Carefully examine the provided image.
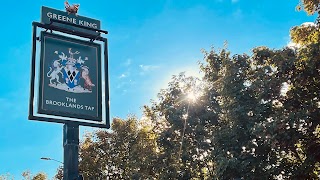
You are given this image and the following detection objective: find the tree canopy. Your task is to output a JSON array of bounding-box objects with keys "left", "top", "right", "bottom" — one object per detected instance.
[
  {"left": 0, "top": 171, "right": 47, "bottom": 180},
  {"left": 74, "top": 38, "right": 320, "bottom": 179},
  {"left": 61, "top": 0, "right": 320, "bottom": 179}
]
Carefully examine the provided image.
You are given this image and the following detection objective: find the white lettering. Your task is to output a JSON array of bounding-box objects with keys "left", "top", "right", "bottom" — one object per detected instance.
[
  {"left": 66, "top": 97, "right": 76, "bottom": 103},
  {"left": 85, "top": 105, "right": 95, "bottom": 111},
  {"left": 46, "top": 12, "right": 98, "bottom": 29},
  {"left": 47, "top": 12, "right": 53, "bottom": 19},
  {"left": 84, "top": 21, "right": 92, "bottom": 28},
  {"left": 67, "top": 17, "right": 72, "bottom": 23},
  {"left": 45, "top": 99, "right": 91, "bottom": 110},
  {"left": 46, "top": 100, "right": 52, "bottom": 104}
]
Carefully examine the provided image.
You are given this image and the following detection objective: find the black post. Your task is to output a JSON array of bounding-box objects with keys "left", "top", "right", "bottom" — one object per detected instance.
[
  {"left": 28, "top": 23, "right": 37, "bottom": 119},
  {"left": 63, "top": 123, "right": 80, "bottom": 180}
]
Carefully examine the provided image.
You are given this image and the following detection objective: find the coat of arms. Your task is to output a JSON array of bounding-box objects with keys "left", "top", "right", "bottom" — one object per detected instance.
[{"left": 47, "top": 48, "right": 95, "bottom": 93}]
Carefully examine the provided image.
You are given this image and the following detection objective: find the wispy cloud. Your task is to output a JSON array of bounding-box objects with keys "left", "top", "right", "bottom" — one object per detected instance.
[
  {"left": 231, "top": 0, "right": 239, "bottom": 3},
  {"left": 139, "top": 64, "right": 160, "bottom": 72},
  {"left": 118, "top": 59, "right": 133, "bottom": 79},
  {"left": 123, "top": 58, "right": 132, "bottom": 66},
  {"left": 115, "top": 79, "right": 136, "bottom": 95},
  {"left": 119, "top": 71, "right": 130, "bottom": 79},
  {"left": 119, "top": 74, "right": 127, "bottom": 78}
]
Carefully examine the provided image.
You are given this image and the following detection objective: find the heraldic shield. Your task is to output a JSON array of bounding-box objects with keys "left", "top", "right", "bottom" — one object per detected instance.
[{"left": 47, "top": 48, "right": 95, "bottom": 93}]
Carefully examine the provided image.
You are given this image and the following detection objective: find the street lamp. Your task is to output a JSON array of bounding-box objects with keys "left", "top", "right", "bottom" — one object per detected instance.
[{"left": 40, "top": 157, "right": 64, "bottom": 165}]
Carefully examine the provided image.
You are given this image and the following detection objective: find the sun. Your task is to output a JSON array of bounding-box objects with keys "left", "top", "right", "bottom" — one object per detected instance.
[{"left": 187, "top": 92, "right": 197, "bottom": 102}]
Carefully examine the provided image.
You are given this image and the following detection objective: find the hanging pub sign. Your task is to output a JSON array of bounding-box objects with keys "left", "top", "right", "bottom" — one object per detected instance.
[
  {"left": 38, "top": 31, "right": 102, "bottom": 121},
  {"left": 29, "top": 3, "right": 109, "bottom": 179},
  {"left": 29, "top": 3, "right": 109, "bottom": 128}
]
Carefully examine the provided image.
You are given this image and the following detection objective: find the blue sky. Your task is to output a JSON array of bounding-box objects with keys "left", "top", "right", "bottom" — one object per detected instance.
[{"left": 0, "top": 0, "right": 316, "bottom": 178}]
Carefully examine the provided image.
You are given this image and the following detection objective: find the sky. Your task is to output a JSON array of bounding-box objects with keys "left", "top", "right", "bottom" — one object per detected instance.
[{"left": 0, "top": 0, "right": 317, "bottom": 179}]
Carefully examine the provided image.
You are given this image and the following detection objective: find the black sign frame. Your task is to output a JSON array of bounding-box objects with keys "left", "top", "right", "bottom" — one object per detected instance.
[{"left": 29, "top": 21, "right": 110, "bottom": 129}]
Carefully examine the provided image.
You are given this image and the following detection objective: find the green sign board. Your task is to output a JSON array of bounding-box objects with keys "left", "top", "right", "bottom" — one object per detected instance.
[
  {"left": 38, "top": 32, "right": 102, "bottom": 121},
  {"left": 41, "top": 6, "right": 101, "bottom": 35}
]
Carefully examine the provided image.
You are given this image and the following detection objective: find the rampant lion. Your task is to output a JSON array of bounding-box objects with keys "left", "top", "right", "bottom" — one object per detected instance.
[{"left": 47, "top": 60, "right": 63, "bottom": 85}]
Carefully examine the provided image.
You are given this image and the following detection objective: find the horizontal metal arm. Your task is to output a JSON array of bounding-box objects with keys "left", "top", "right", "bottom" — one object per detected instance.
[
  {"left": 49, "top": 18, "right": 108, "bottom": 34},
  {"left": 32, "top": 21, "right": 107, "bottom": 42}
]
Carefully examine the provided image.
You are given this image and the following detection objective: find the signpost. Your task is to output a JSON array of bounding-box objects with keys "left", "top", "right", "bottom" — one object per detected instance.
[{"left": 29, "top": 3, "right": 109, "bottom": 180}]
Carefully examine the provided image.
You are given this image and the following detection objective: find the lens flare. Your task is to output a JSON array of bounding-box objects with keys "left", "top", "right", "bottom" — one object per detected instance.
[{"left": 187, "top": 92, "right": 197, "bottom": 102}]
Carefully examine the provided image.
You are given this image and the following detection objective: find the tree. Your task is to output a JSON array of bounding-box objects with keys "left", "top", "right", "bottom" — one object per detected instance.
[
  {"left": 290, "top": 22, "right": 319, "bottom": 46},
  {"left": 150, "top": 21, "right": 319, "bottom": 179},
  {"left": 143, "top": 72, "right": 218, "bottom": 179},
  {"left": 31, "top": 173, "right": 47, "bottom": 180},
  {"left": 199, "top": 47, "right": 277, "bottom": 179},
  {"left": 291, "top": 1, "right": 318, "bottom": 46},
  {"left": 63, "top": 1, "right": 320, "bottom": 179},
  {"left": 297, "top": 0, "right": 320, "bottom": 16},
  {"left": 278, "top": 42, "right": 320, "bottom": 179},
  {"left": 53, "top": 167, "right": 63, "bottom": 180},
  {"left": 0, "top": 173, "right": 14, "bottom": 180},
  {"left": 79, "top": 116, "right": 158, "bottom": 179},
  {"left": 198, "top": 25, "right": 320, "bottom": 180},
  {"left": 21, "top": 171, "right": 47, "bottom": 180},
  {"left": 22, "top": 171, "right": 31, "bottom": 180}
]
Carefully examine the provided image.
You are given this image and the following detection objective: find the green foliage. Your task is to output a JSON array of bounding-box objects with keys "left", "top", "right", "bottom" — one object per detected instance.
[
  {"left": 144, "top": 73, "right": 217, "bottom": 179},
  {"left": 143, "top": 41, "right": 319, "bottom": 179},
  {"left": 75, "top": 2, "right": 320, "bottom": 177},
  {"left": 0, "top": 171, "right": 47, "bottom": 180},
  {"left": 31, "top": 173, "right": 47, "bottom": 180},
  {"left": 200, "top": 47, "right": 271, "bottom": 179},
  {"left": 280, "top": 42, "right": 320, "bottom": 179},
  {"left": 297, "top": 0, "right": 320, "bottom": 15},
  {"left": 53, "top": 167, "right": 63, "bottom": 180},
  {"left": 292, "top": 0, "right": 319, "bottom": 46},
  {"left": 79, "top": 116, "right": 158, "bottom": 179},
  {"left": 0, "top": 173, "right": 14, "bottom": 180},
  {"left": 290, "top": 23, "right": 319, "bottom": 45}
]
